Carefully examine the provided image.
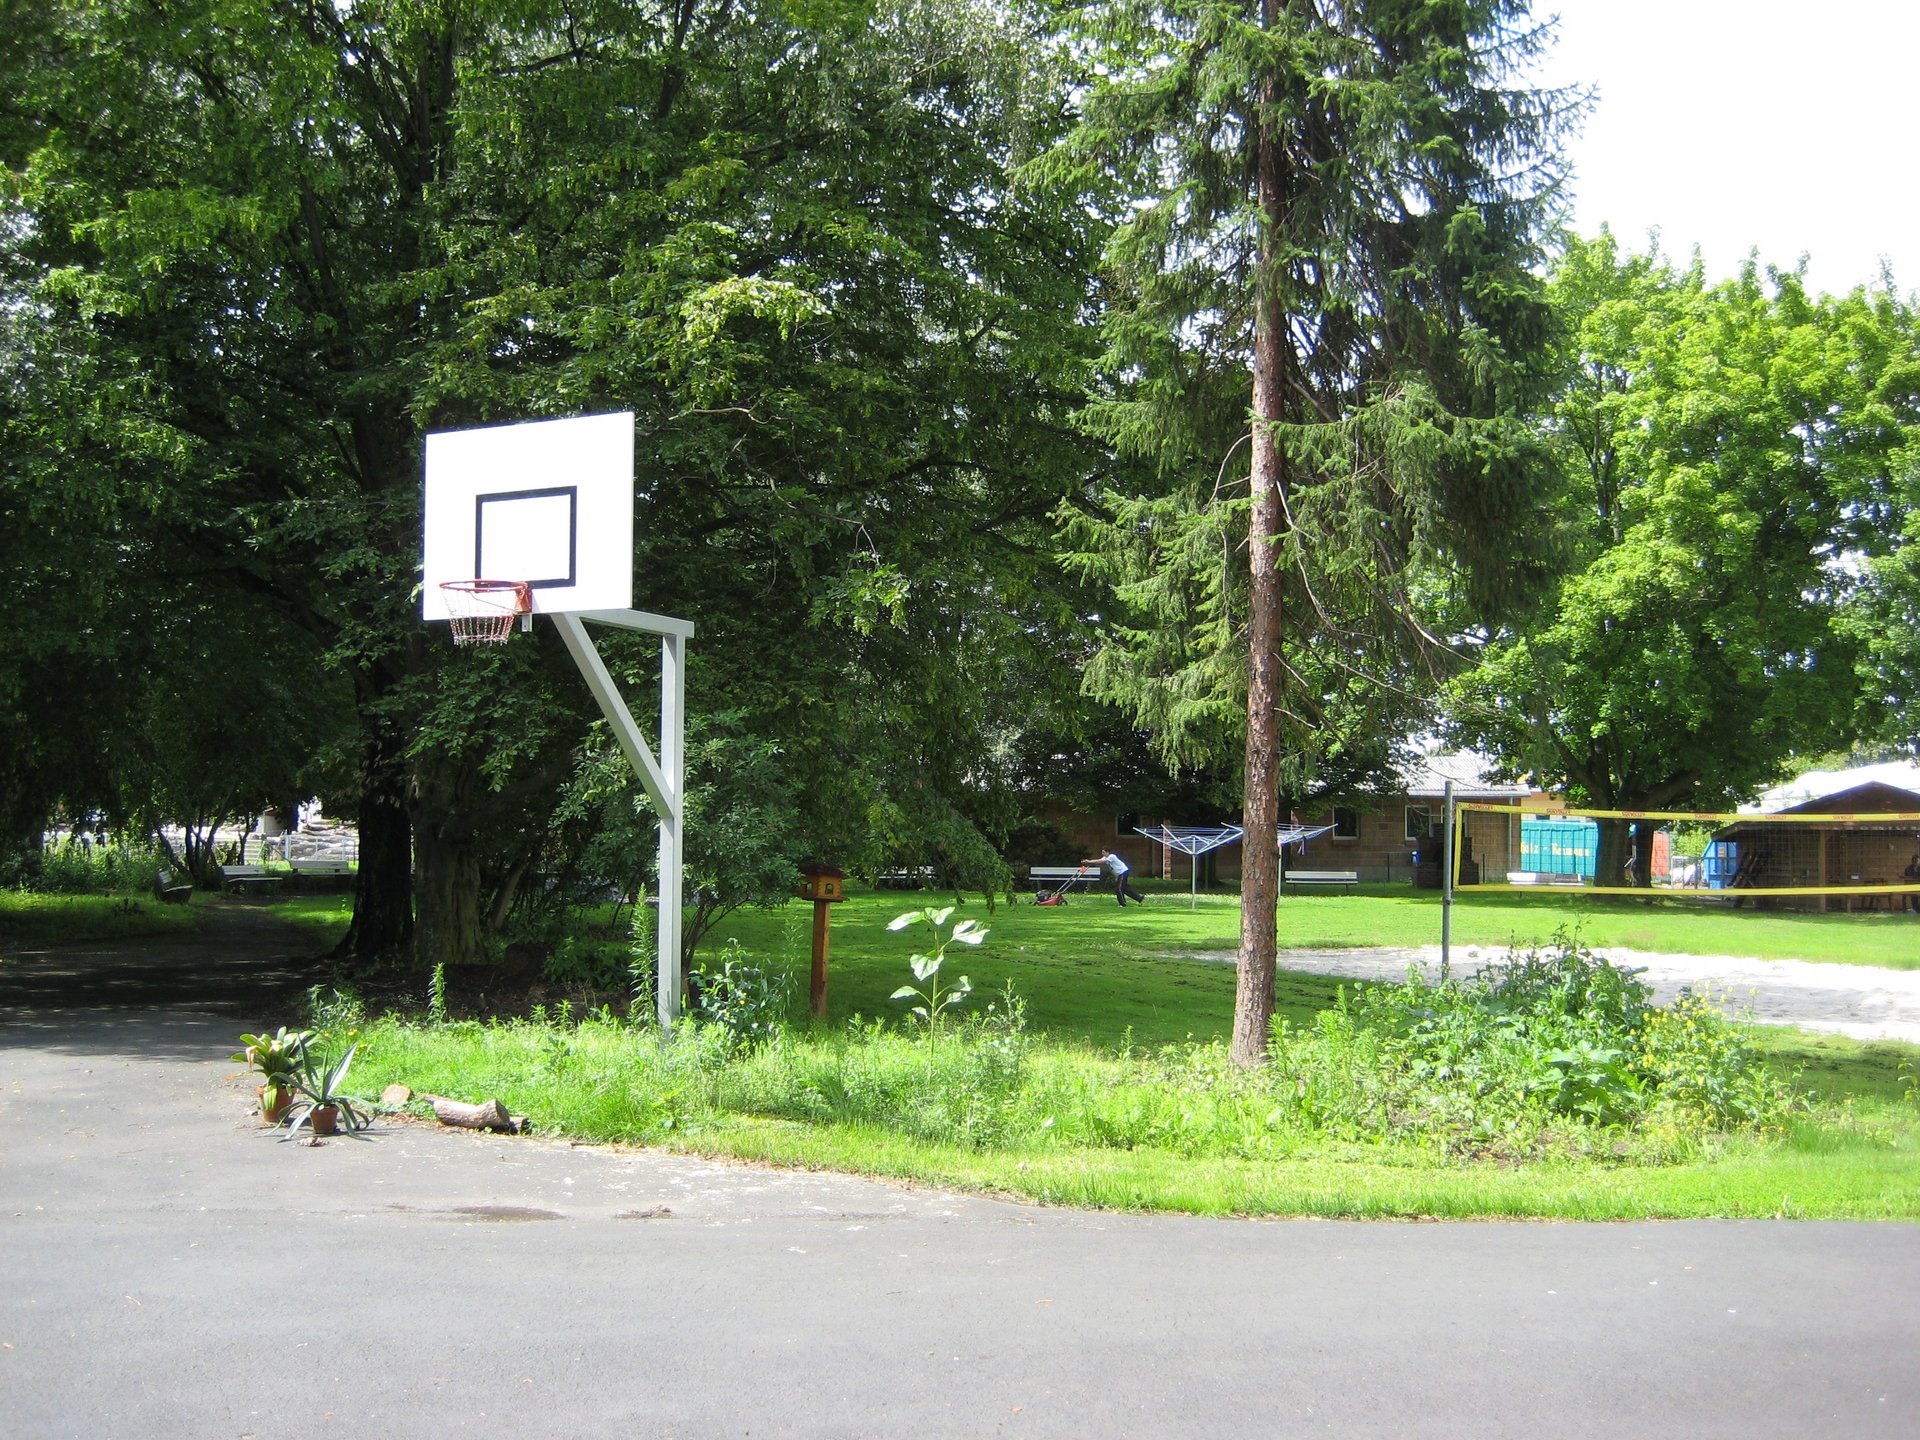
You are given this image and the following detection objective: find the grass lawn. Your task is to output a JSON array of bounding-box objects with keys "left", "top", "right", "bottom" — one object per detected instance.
[
  {"left": 319, "top": 885, "right": 1920, "bottom": 1221},
  {"left": 0, "top": 889, "right": 202, "bottom": 949},
  {"left": 701, "top": 887, "right": 1920, "bottom": 1050}
]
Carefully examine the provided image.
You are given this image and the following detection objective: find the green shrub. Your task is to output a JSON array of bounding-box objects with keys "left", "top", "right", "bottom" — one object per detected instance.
[
  {"left": 691, "top": 941, "right": 790, "bottom": 1052},
  {"left": 33, "top": 836, "right": 169, "bottom": 894}
]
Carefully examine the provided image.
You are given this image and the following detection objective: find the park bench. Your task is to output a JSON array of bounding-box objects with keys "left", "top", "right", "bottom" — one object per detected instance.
[
  {"left": 288, "top": 856, "right": 352, "bottom": 874},
  {"left": 287, "top": 856, "right": 354, "bottom": 890},
  {"left": 1280, "top": 869, "right": 1359, "bottom": 889},
  {"left": 153, "top": 869, "right": 193, "bottom": 904},
  {"left": 1030, "top": 865, "right": 1102, "bottom": 894},
  {"left": 219, "top": 864, "right": 284, "bottom": 895},
  {"left": 1505, "top": 870, "right": 1585, "bottom": 887},
  {"left": 876, "top": 866, "right": 935, "bottom": 890}
]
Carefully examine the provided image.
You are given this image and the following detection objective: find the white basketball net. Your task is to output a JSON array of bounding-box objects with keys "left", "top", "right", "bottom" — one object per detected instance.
[{"left": 439, "top": 581, "right": 531, "bottom": 646}]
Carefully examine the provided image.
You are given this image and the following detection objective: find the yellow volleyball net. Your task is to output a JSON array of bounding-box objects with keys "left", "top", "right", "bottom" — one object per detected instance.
[{"left": 1449, "top": 800, "right": 1920, "bottom": 907}]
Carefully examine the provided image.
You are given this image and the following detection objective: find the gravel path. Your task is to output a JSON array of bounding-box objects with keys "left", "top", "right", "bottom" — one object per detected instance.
[{"left": 1243, "top": 944, "right": 1920, "bottom": 1045}]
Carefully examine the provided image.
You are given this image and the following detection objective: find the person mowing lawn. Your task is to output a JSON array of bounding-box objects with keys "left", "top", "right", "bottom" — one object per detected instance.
[{"left": 1085, "top": 848, "right": 1146, "bottom": 906}]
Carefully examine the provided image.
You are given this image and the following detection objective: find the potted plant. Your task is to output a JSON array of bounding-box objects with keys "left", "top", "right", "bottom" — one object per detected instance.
[
  {"left": 231, "top": 1027, "right": 313, "bottom": 1124},
  {"left": 281, "top": 1043, "right": 370, "bottom": 1139}
]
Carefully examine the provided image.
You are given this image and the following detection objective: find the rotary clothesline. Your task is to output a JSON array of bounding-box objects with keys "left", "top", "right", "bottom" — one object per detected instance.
[{"left": 1133, "top": 823, "right": 1338, "bottom": 905}]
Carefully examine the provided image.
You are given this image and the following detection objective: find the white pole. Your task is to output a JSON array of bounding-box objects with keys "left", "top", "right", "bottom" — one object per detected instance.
[
  {"left": 553, "top": 610, "right": 691, "bottom": 1026},
  {"left": 1440, "top": 780, "right": 1454, "bottom": 981},
  {"left": 656, "top": 629, "right": 685, "bottom": 1027}
]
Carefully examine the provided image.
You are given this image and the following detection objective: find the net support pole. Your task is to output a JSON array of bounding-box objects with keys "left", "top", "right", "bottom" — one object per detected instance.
[
  {"left": 555, "top": 609, "right": 693, "bottom": 1028},
  {"left": 1440, "top": 780, "right": 1454, "bottom": 980}
]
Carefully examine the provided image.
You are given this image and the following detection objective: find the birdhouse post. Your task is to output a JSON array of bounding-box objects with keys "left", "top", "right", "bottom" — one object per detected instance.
[{"left": 795, "top": 861, "right": 847, "bottom": 1020}]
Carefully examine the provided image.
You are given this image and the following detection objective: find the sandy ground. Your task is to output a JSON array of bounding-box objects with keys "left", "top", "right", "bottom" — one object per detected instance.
[{"left": 1245, "top": 944, "right": 1920, "bottom": 1045}]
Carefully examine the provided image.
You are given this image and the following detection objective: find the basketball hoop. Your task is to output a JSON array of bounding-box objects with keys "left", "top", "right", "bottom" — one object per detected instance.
[{"left": 439, "top": 580, "right": 532, "bottom": 645}]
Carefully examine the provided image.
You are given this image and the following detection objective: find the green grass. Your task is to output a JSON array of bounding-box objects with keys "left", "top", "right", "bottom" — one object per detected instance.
[
  {"left": 690, "top": 888, "right": 1917, "bottom": 1051},
  {"left": 271, "top": 893, "right": 357, "bottom": 945},
  {"left": 301, "top": 888, "right": 1920, "bottom": 1221},
  {"left": 343, "top": 1008, "right": 1920, "bottom": 1221},
  {"left": 0, "top": 889, "right": 202, "bottom": 949}
]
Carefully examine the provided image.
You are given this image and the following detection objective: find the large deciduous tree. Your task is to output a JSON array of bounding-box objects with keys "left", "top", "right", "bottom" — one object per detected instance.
[
  {"left": 1447, "top": 234, "right": 1915, "bottom": 877},
  {"left": 1048, "top": 0, "right": 1570, "bottom": 1064},
  {"left": 4, "top": 0, "right": 1106, "bottom": 963}
]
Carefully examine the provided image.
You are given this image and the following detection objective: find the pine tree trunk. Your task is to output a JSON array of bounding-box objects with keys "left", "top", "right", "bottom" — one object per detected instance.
[{"left": 1231, "top": 5, "right": 1291, "bottom": 1070}]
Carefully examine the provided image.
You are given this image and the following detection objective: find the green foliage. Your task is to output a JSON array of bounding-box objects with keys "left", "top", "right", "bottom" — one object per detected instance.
[
  {"left": 542, "top": 935, "right": 631, "bottom": 994},
  {"left": 1045, "top": 0, "right": 1572, "bottom": 786},
  {"left": 1266, "top": 933, "right": 1802, "bottom": 1152},
  {"left": 4, "top": 0, "right": 1109, "bottom": 969},
  {"left": 282, "top": 1043, "right": 372, "bottom": 1138},
  {"left": 24, "top": 836, "right": 168, "bottom": 895},
  {"left": 231, "top": 1028, "right": 314, "bottom": 1087},
  {"left": 1448, "top": 235, "right": 1918, "bottom": 869},
  {"left": 691, "top": 941, "right": 791, "bottom": 1052},
  {"left": 886, "top": 905, "right": 985, "bottom": 1040},
  {"left": 628, "top": 901, "right": 658, "bottom": 1023},
  {"left": 427, "top": 964, "right": 449, "bottom": 1026}
]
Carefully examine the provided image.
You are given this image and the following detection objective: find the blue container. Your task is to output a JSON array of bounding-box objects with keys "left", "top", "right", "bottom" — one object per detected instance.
[
  {"left": 1702, "top": 839, "right": 1739, "bottom": 889},
  {"left": 1519, "top": 817, "right": 1597, "bottom": 878}
]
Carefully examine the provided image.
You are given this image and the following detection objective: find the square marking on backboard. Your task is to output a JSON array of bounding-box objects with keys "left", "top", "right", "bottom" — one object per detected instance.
[{"left": 476, "top": 487, "right": 577, "bottom": 589}]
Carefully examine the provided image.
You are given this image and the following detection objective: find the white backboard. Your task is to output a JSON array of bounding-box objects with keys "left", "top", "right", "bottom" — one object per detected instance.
[{"left": 421, "top": 412, "right": 634, "bottom": 619}]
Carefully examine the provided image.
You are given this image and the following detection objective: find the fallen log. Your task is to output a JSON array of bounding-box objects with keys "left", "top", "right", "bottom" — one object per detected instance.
[{"left": 427, "top": 1095, "right": 527, "bottom": 1133}]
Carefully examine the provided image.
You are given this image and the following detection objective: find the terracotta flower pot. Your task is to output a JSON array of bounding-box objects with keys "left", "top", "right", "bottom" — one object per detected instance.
[
  {"left": 310, "top": 1104, "right": 340, "bottom": 1136},
  {"left": 257, "top": 1083, "right": 294, "bottom": 1125}
]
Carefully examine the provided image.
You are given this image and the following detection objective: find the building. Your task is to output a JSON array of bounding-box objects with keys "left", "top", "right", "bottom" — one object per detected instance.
[
  {"left": 1035, "top": 750, "right": 1539, "bottom": 886},
  {"left": 1717, "top": 762, "right": 1920, "bottom": 910}
]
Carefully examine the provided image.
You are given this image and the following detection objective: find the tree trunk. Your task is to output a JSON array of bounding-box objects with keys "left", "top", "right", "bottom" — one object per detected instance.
[
  {"left": 411, "top": 752, "right": 489, "bottom": 970},
  {"left": 337, "top": 722, "right": 414, "bottom": 963},
  {"left": 1231, "top": 9, "right": 1291, "bottom": 1070},
  {"left": 1593, "top": 816, "right": 1630, "bottom": 888},
  {"left": 1629, "top": 820, "right": 1658, "bottom": 889}
]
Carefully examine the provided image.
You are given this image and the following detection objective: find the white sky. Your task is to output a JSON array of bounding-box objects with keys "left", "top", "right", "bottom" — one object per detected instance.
[{"left": 1535, "top": 0, "right": 1919, "bottom": 297}]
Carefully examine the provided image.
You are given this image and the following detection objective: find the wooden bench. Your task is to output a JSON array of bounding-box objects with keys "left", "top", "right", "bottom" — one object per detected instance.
[
  {"left": 1281, "top": 869, "right": 1358, "bottom": 889},
  {"left": 153, "top": 870, "right": 193, "bottom": 904},
  {"left": 219, "top": 864, "right": 284, "bottom": 895},
  {"left": 1030, "top": 865, "right": 1102, "bottom": 894}
]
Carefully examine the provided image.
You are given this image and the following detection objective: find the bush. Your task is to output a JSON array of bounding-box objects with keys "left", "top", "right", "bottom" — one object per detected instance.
[
  {"left": 32, "top": 836, "right": 169, "bottom": 894},
  {"left": 691, "top": 941, "right": 790, "bottom": 1052},
  {"left": 1264, "top": 931, "right": 1800, "bottom": 1156}
]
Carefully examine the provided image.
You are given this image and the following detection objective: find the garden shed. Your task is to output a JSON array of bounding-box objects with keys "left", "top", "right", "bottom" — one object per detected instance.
[{"left": 1714, "top": 763, "right": 1920, "bottom": 911}]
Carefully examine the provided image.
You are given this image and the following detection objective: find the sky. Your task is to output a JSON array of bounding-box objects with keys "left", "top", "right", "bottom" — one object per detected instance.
[{"left": 1534, "top": 0, "right": 1918, "bottom": 297}]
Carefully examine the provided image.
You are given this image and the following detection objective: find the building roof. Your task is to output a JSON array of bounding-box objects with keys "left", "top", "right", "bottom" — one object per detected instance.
[
  {"left": 1400, "top": 749, "right": 1536, "bottom": 802},
  {"left": 1739, "top": 762, "right": 1920, "bottom": 815}
]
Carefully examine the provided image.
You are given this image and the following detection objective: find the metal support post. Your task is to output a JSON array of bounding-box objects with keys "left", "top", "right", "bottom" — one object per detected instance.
[
  {"left": 1440, "top": 779, "right": 1454, "bottom": 980},
  {"left": 554, "top": 609, "right": 693, "bottom": 1027}
]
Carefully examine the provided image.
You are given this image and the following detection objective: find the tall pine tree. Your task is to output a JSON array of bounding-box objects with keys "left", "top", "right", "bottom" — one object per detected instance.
[{"left": 1049, "top": 0, "right": 1573, "bottom": 1063}]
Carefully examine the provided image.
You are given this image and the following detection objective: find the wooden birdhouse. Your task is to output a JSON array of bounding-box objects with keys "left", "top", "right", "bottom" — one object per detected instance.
[{"left": 797, "top": 860, "right": 846, "bottom": 903}]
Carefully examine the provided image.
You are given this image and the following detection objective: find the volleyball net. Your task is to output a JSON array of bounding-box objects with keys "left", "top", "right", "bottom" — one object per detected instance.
[{"left": 1449, "top": 800, "right": 1920, "bottom": 905}]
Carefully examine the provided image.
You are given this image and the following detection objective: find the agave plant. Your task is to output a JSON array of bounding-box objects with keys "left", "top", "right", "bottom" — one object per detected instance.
[{"left": 281, "top": 1043, "right": 371, "bottom": 1139}]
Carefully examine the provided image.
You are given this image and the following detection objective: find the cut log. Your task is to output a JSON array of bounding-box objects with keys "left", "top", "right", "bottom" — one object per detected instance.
[{"left": 427, "top": 1095, "right": 524, "bottom": 1133}]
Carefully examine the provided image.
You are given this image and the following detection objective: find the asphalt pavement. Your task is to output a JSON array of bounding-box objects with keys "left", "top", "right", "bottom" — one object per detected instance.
[{"left": 3, "top": 908, "right": 1917, "bottom": 1438}]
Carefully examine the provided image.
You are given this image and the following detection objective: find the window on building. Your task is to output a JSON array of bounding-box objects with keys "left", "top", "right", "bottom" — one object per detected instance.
[
  {"left": 1332, "top": 806, "right": 1359, "bottom": 840},
  {"left": 1405, "top": 805, "right": 1431, "bottom": 842}
]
